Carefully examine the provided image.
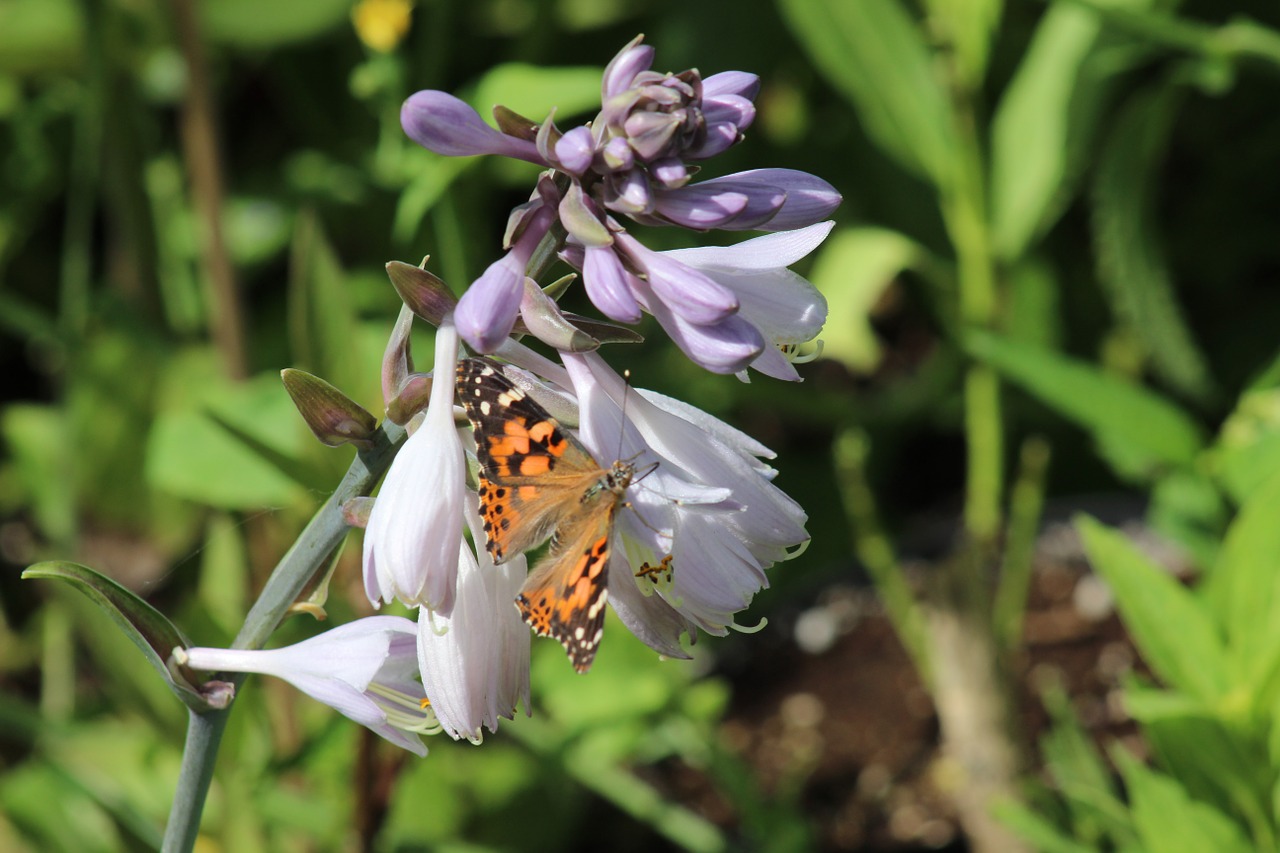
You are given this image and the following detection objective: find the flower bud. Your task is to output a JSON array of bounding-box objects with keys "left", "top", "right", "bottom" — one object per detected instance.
[
  {"left": 281, "top": 369, "right": 378, "bottom": 447},
  {"left": 386, "top": 372, "right": 433, "bottom": 425},
  {"left": 385, "top": 260, "right": 457, "bottom": 326}
]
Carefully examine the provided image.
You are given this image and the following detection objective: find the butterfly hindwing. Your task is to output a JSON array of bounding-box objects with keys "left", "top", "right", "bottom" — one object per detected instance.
[{"left": 517, "top": 508, "right": 614, "bottom": 673}]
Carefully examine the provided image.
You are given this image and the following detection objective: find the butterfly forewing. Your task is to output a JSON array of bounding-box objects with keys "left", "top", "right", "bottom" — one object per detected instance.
[
  {"left": 455, "top": 357, "right": 628, "bottom": 673},
  {"left": 456, "top": 358, "right": 601, "bottom": 563}
]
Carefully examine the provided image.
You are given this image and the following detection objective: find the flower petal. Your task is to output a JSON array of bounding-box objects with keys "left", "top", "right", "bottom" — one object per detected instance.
[
  {"left": 583, "top": 246, "right": 643, "bottom": 323},
  {"left": 401, "top": 91, "right": 543, "bottom": 163},
  {"left": 695, "top": 169, "right": 841, "bottom": 231},
  {"left": 702, "top": 70, "right": 760, "bottom": 101},
  {"left": 363, "top": 321, "right": 465, "bottom": 612}
]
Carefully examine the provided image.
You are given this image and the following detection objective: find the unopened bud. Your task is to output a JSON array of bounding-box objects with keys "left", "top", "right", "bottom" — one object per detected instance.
[
  {"left": 281, "top": 369, "right": 378, "bottom": 447},
  {"left": 519, "top": 277, "right": 599, "bottom": 352},
  {"left": 386, "top": 372, "right": 433, "bottom": 425},
  {"left": 386, "top": 260, "right": 457, "bottom": 326}
]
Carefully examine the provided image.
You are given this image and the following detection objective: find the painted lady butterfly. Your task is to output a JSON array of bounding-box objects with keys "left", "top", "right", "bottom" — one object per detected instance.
[{"left": 455, "top": 357, "right": 641, "bottom": 673}]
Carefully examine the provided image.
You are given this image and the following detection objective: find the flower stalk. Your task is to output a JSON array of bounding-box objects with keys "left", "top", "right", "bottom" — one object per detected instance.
[{"left": 162, "top": 419, "right": 406, "bottom": 852}]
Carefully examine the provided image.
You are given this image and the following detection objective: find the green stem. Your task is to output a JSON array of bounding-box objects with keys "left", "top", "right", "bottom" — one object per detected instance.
[
  {"left": 832, "top": 429, "right": 932, "bottom": 685},
  {"left": 993, "top": 437, "right": 1051, "bottom": 651},
  {"left": 161, "top": 420, "right": 406, "bottom": 852},
  {"left": 942, "top": 85, "right": 1002, "bottom": 546}
]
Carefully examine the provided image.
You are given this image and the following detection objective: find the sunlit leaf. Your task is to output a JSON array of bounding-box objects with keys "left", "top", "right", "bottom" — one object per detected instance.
[
  {"left": 808, "top": 227, "right": 922, "bottom": 373},
  {"left": 1077, "top": 516, "right": 1228, "bottom": 703},
  {"left": 1093, "top": 85, "right": 1214, "bottom": 403},
  {"left": 778, "top": 0, "right": 956, "bottom": 187},
  {"left": 201, "top": 0, "right": 351, "bottom": 49},
  {"left": 1114, "top": 749, "right": 1252, "bottom": 852},
  {"left": 471, "top": 63, "right": 604, "bottom": 125},
  {"left": 990, "top": 3, "right": 1106, "bottom": 260},
  {"left": 967, "top": 331, "right": 1205, "bottom": 472},
  {"left": 1204, "top": 471, "right": 1280, "bottom": 703}
]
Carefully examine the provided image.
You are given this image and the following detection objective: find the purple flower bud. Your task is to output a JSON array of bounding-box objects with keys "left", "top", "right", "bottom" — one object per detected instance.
[
  {"left": 618, "top": 233, "right": 739, "bottom": 324},
  {"left": 605, "top": 169, "right": 653, "bottom": 215},
  {"left": 697, "top": 169, "right": 842, "bottom": 231},
  {"left": 402, "top": 91, "right": 543, "bottom": 164},
  {"left": 702, "top": 70, "right": 760, "bottom": 101},
  {"left": 702, "top": 94, "right": 756, "bottom": 131},
  {"left": 455, "top": 206, "right": 556, "bottom": 352},
  {"left": 598, "top": 136, "right": 634, "bottom": 172},
  {"left": 650, "top": 157, "right": 693, "bottom": 189},
  {"left": 583, "top": 245, "right": 643, "bottom": 323},
  {"left": 651, "top": 185, "right": 757, "bottom": 230},
  {"left": 602, "top": 36, "right": 654, "bottom": 101},
  {"left": 684, "top": 123, "right": 742, "bottom": 160},
  {"left": 623, "top": 110, "right": 681, "bottom": 161},
  {"left": 554, "top": 126, "right": 595, "bottom": 175}
]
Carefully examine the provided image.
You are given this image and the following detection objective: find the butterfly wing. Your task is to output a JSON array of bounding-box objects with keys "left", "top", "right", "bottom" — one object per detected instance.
[
  {"left": 455, "top": 358, "right": 602, "bottom": 563},
  {"left": 517, "top": 504, "right": 617, "bottom": 673}
]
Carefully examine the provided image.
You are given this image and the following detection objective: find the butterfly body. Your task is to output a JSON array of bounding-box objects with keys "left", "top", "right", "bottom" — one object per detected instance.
[{"left": 456, "top": 358, "right": 635, "bottom": 672}]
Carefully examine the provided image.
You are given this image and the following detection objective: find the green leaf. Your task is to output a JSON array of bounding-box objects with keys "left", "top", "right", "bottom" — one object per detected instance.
[
  {"left": 807, "top": 227, "right": 922, "bottom": 373},
  {"left": 920, "top": 0, "right": 1001, "bottom": 89},
  {"left": 993, "top": 800, "right": 1096, "bottom": 853},
  {"left": 778, "top": 0, "right": 956, "bottom": 187},
  {"left": 990, "top": 3, "right": 1106, "bottom": 259},
  {"left": 1076, "top": 516, "right": 1228, "bottom": 702},
  {"left": 288, "top": 212, "right": 361, "bottom": 395},
  {"left": 21, "top": 562, "right": 207, "bottom": 710},
  {"left": 0, "top": 404, "right": 74, "bottom": 544},
  {"left": 471, "top": 63, "right": 604, "bottom": 125},
  {"left": 1114, "top": 750, "right": 1252, "bottom": 853},
  {"left": 199, "top": 514, "right": 249, "bottom": 636},
  {"left": 967, "top": 331, "right": 1205, "bottom": 472},
  {"left": 1205, "top": 471, "right": 1280, "bottom": 701},
  {"left": 1212, "top": 385, "right": 1280, "bottom": 504},
  {"left": 1092, "top": 85, "right": 1215, "bottom": 404},
  {"left": 201, "top": 0, "right": 351, "bottom": 49}
]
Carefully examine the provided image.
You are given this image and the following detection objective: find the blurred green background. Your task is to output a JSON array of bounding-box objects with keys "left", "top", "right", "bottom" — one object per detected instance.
[{"left": 4, "top": 0, "right": 1280, "bottom": 850}]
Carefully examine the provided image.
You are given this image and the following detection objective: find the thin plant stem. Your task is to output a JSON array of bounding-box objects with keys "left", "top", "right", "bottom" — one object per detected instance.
[
  {"left": 832, "top": 429, "right": 931, "bottom": 686},
  {"left": 172, "top": 0, "right": 249, "bottom": 380},
  {"left": 994, "top": 437, "right": 1052, "bottom": 652},
  {"left": 161, "top": 420, "right": 405, "bottom": 852}
]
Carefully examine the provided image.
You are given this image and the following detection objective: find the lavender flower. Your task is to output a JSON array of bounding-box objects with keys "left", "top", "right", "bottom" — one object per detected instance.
[
  {"left": 177, "top": 617, "right": 439, "bottom": 755},
  {"left": 363, "top": 316, "right": 464, "bottom": 613},
  {"left": 399, "top": 36, "right": 840, "bottom": 360},
  {"left": 482, "top": 349, "right": 807, "bottom": 650},
  {"left": 416, "top": 502, "right": 531, "bottom": 742}
]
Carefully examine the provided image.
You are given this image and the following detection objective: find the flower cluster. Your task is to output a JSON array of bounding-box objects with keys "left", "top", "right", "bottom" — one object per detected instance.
[
  {"left": 180, "top": 36, "right": 836, "bottom": 755},
  {"left": 401, "top": 36, "right": 839, "bottom": 376}
]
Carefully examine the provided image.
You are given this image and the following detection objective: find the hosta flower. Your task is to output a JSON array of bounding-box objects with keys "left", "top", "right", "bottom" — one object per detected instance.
[
  {"left": 399, "top": 36, "right": 840, "bottom": 358},
  {"left": 661, "top": 220, "right": 833, "bottom": 380},
  {"left": 477, "top": 350, "right": 805, "bottom": 649},
  {"left": 417, "top": 502, "right": 531, "bottom": 742},
  {"left": 363, "top": 316, "right": 464, "bottom": 613},
  {"left": 560, "top": 352, "right": 808, "bottom": 638},
  {"left": 177, "top": 617, "right": 439, "bottom": 756}
]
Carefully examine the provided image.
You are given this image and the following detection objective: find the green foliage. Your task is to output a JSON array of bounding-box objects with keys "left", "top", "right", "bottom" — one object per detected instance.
[{"left": 6, "top": 0, "right": 1280, "bottom": 850}]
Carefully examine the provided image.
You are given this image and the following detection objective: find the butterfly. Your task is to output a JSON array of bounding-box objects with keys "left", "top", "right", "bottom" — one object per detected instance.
[{"left": 455, "top": 357, "right": 646, "bottom": 673}]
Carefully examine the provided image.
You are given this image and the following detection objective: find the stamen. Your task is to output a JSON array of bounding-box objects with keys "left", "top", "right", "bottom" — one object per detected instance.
[
  {"left": 729, "top": 616, "right": 768, "bottom": 634},
  {"left": 367, "top": 683, "right": 444, "bottom": 735},
  {"left": 635, "top": 554, "right": 674, "bottom": 583}
]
